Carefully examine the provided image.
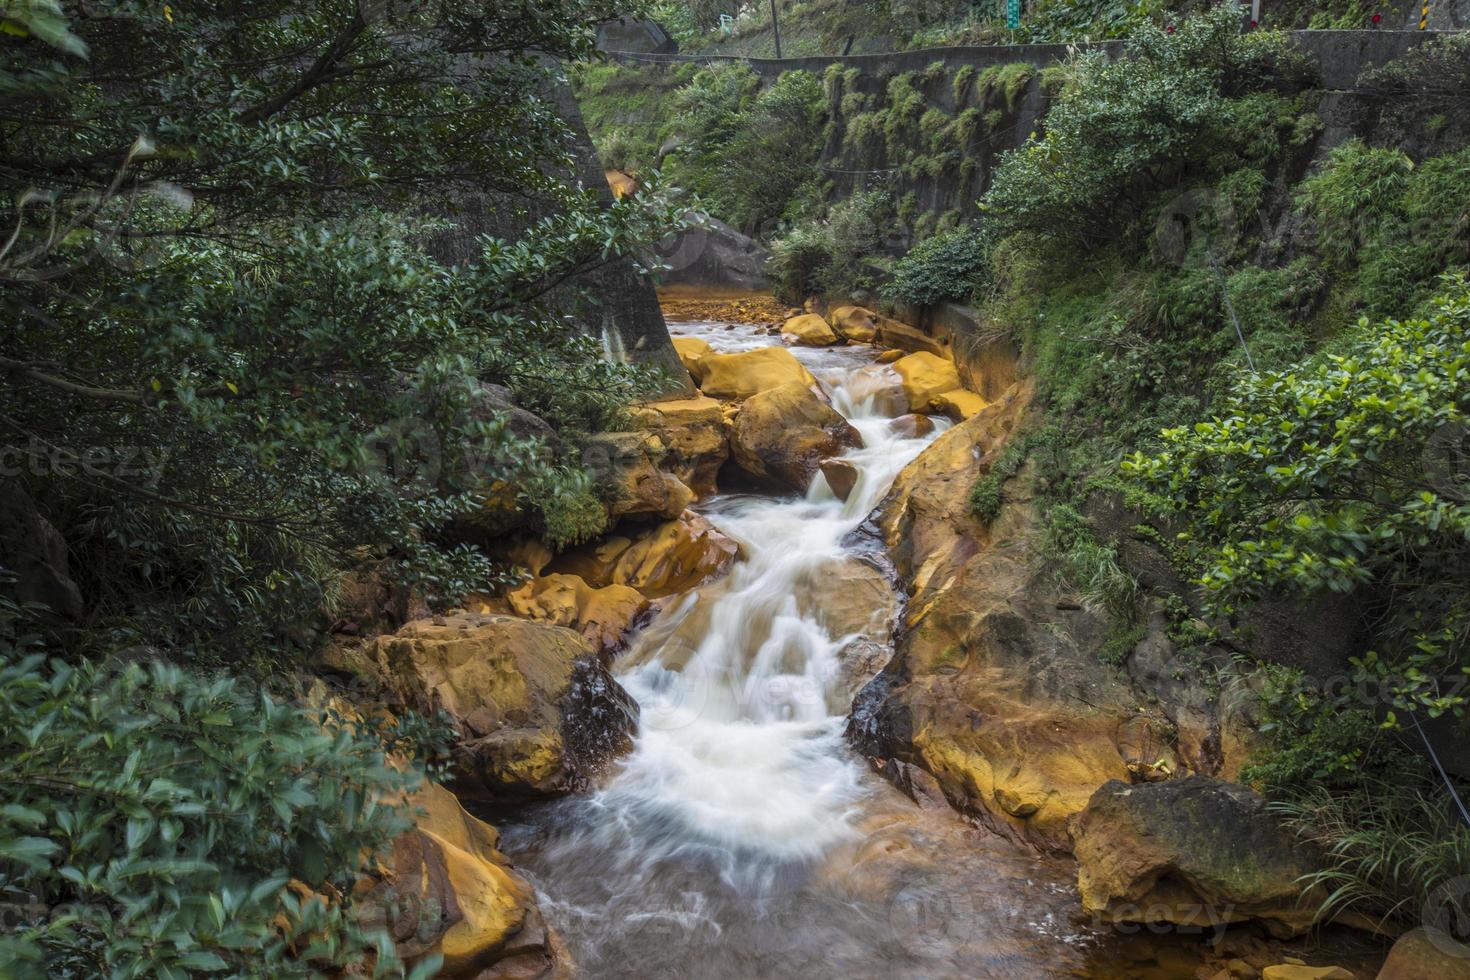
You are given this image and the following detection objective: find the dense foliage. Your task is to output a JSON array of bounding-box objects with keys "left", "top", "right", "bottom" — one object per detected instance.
[
  {"left": 882, "top": 228, "right": 991, "bottom": 307},
  {"left": 2, "top": 0, "right": 678, "bottom": 661},
  {"left": 0, "top": 594, "right": 450, "bottom": 977},
  {"left": 983, "top": 6, "right": 1314, "bottom": 249},
  {"left": 1124, "top": 281, "right": 1470, "bottom": 718}
]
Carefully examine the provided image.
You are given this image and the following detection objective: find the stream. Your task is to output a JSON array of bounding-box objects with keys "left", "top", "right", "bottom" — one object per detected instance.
[{"left": 498, "top": 321, "right": 1212, "bottom": 979}]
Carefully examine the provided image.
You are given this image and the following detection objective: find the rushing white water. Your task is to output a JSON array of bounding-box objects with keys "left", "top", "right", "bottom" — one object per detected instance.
[
  {"left": 599, "top": 339, "right": 949, "bottom": 869},
  {"left": 497, "top": 321, "right": 1190, "bottom": 979}
]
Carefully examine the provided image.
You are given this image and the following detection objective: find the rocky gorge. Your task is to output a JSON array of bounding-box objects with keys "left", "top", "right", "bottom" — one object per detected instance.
[{"left": 308, "top": 299, "right": 1458, "bottom": 979}]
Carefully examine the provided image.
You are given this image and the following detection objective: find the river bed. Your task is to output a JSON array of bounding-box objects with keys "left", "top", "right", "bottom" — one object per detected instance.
[{"left": 494, "top": 320, "right": 1351, "bottom": 979}]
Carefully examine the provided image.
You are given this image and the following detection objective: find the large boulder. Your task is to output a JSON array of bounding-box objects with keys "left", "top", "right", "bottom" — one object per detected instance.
[
  {"left": 850, "top": 381, "right": 1170, "bottom": 849},
  {"left": 932, "top": 389, "right": 988, "bottom": 421},
  {"left": 729, "top": 381, "right": 863, "bottom": 492},
  {"left": 671, "top": 336, "right": 712, "bottom": 379},
  {"left": 892, "top": 351, "right": 962, "bottom": 414},
  {"left": 367, "top": 782, "right": 561, "bottom": 978},
  {"left": 579, "top": 431, "right": 694, "bottom": 520},
  {"left": 695, "top": 346, "right": 818, "bottom": 400},
  {"left": 629, "top": 394, "right": 730, "bottom": 497},
  {"left": 1069, "top": 777, "right": 1335, "bottom": 937},
  {"left": 829, "top": 306, "right": 878, "bottom": 343},
  {"left": 549, "top": 511, "right": 739, "bottom": 599},
  {"left": 355, "top": 614, "right": 638, "bottom": 800},
  {"left": 505, "top": 573, "right": 653, "bottom": 656},
  {"left": 781, "top": 313, "right": 840, "bottom": 346},
  {"left": 1376, "top": 927, "right": 1470, "bottom": 979},
  {"left": 876, "top": 316, "right": 950, "bottom": 357},
  {"left": 653, "top": 217, "right": 771, "bottom": 292}
]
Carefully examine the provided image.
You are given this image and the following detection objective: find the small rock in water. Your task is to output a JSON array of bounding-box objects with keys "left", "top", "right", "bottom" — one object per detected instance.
[
  {"left": 888, "top": 414, "right": 936, "bottom": 439},
  {"left": 820, "top": 458, "right": 860, "bottom": 502}
]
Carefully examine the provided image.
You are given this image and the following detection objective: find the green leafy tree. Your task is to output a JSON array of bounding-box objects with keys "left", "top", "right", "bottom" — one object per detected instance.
[
  {"left": 1122, "top": 277, "right": 1470, "bottom": 717},
  {"left": 0, "top": 594, "right": 451, "bottom": 977},
  {"left": 982, "top": 5, "right": 1312, "bottom": 248},
  {"left": 0, "top": 0, "right": 679, "bottom": 658}
]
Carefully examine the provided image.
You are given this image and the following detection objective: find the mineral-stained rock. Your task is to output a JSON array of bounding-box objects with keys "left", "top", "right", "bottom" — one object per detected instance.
[
  {"left": 829, "top": 306, "right": 879, "bottom": 343},
  {"left": 819, "top": 458, "right": 860, "bottom": 502},
  {"left": 875, "top": 316, "right": 949, "bottom": 357},
  {"left": 1069, "top": 777, "right": 1332, "bottom": 937},
  {"left": 505, "top": 573, "right": 653, "bottom": 656},
  {"left": 875, "top": 349, "right": 906, "bottom": 364},
  {"left": 729, "top": 381, "right": 863, "bottom": 492},
  {"left": 579, "top": 431, "right": 694, "bottom": 520},
  {"left": 695, "top": 346, "right": 818, "bottom": 400},
  {"left": 368, "top": 782, "right": 562, "bottom": 978},
  {"left": 1376, "top": 928, "right": 1470, "bottom": 979},
  {"left": 549, "top": 511, "right": 739, "bottom": 599},
  {"left": 629, "top": 394, "right": 730, "bottom": 497},
  {"left": 932, "top": 388, "right": 988, "bottom": 421},
  {"left": 849, "top": 381, "right": 1161, "bottom": 850},
  {"left": 781, "top": 313, "right": 840, "bottom": 346},
  {"left": 360, "top": 614, "right": 638, "bottom": 800},
  {"left": 672, "top": 336, "right": 712, "bottom": 379},
  {"left": 892, "top": 352, "right": 962, "bottom": 414},
  {"left": 887, "top": 413, "right": 936, "bottom": 439}
]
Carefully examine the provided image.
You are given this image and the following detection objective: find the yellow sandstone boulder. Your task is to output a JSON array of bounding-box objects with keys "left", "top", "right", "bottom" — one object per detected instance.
[
  {"left": 893, "top": 351, "right": 962, "bottom": 413},
  {"left": 782, "top": 313, "right": 840, "bottom": 346},
  {"left": 630, "top": 394, "right": 730, "bottom": 497},
  {"left": 696, "top": 346, "right": 818, "bottom": 400},
  {"left": 729, "top": 381, "right": 863, "bottom": 492},
  {"left": 829, "top": 306, "right": 879, "bottom": 343},
  {"left": 505, "top": 573, "right": 652, "bottom": 656},
  {"left": 932, "top": 388, "right": 989, "bottom": 421},
  {"left": 370, "top": 782, "right": 559, "bottom": 977},
  {"left": 362, "top": 614, "right": 637, "bottom": 799},
  {"left": 672, "top": 336, "right": 712, "bottom": 379},
  {"left": 875, "top": 349, "right": 905, "bottom": 364}
]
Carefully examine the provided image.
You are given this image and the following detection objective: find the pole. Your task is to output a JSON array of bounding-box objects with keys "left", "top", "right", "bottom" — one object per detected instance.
[{"left": 769, "top": 0, "right": 782, "bottom": 57}]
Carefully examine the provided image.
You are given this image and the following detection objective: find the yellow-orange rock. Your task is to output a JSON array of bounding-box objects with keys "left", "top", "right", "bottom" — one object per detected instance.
[
  {"left": 550, "top": 511, "right": 739, "bottom": 599},
  {"left": 505, "top": 573, "right": 652, "bottom": 655},
  {"left": 580, "top": 431, "right": 693, "bottom": 520},
  {"left": 696, "top": 346, "right": 818, "bottom": 400},
  {"left": 893, "top": 352, "right": 962, "bottom": 413},
  {"left": 1071, "top": 777, "right": 1355, "bottom": 939},
  {"left": 604, "top": 169, "right": 638, "bottom": 199},
  {"left": 829, "top": 306, "right": 879, "bottom": 343},
  {"left": 730, "top": 381, "right": 863, "bottom": 492},
  {"left": 819, "top": 458, "right": 860, "bottom": 501},
  {"left": 358, "top": 614, "right": 637, "bottom": 799},
  {"left": 851, "top": 381, "right": 1159, "bottom": 849},
  {"left": 876, "top": 316, "right": 950, "bottom": 357},
  {"left": 875, "top": 349, "right": 905, "bottom": 364},
  {"left": 782, "top": 313, "right": 840, "bottom": 346},
  {"left": 1376, "top": 928, "right": 1470, "bottom": 980},
  {"left": 630, "top": 394, "right": 730, "bottom": 497},
  {"left": 370, "top": 782, "right": 559, "bottom": 978},
  {"left": 672, "top": 336, "right": 712, "bottom": 379},
  {"left": 933, "top": 389, "right": 989, "bottom": 421},
  {"left": 888, "top": 413, "right": 936, "bottom": 439}
]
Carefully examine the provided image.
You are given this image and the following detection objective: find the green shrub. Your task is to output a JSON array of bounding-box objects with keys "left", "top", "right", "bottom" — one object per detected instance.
[
  {"left": 768, "top": 224, "right": 834, "bottom": 304},
  {"left": 983, "top": 6, "right": 1310, "bottom": 249},
  {"left": 883, "top": 228, "right": 993, "bottom": 307},
  {"left": 1123, "top": 277, "right": 1470, "bottom": 717},
  {"left": 0, "top": 634, "right": 447, "bottom": 977}
]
